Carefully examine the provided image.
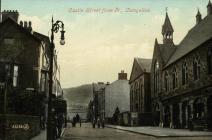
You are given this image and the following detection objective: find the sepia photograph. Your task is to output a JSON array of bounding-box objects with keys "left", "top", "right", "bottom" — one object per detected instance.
[{"left": 0, "top": 0, "right": 212, "bottom": 140}]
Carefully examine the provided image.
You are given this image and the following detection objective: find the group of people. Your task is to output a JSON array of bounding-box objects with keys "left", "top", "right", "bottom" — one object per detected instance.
[
  {"left": 72, "top": 114, "right": 82, "bottom": 127},
  {"left": 92, "top": 117, "right": 105, "bottom": 128}
]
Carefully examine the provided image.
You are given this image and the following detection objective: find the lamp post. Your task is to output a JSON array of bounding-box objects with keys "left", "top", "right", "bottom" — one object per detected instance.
[
  {"left": 47, "top": 17, "right": 65, "bottom": 140},
  {"left": 3, "top": 64, "right": 10, "bottom": 114}
]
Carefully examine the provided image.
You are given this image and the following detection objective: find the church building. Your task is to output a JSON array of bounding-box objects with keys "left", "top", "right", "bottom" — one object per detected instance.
[{"left": 151, "top": 1, "right": 212, "bottom": 130}]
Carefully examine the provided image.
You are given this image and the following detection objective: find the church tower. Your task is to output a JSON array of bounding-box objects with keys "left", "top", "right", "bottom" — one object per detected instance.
[{"left": 162, "top": 12, "right": 174, "bottom": 44}]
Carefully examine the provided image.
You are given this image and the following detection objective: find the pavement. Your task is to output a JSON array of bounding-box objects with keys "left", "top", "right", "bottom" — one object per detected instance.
[
  {"left": 30, "top": 128, "right": 65, "bottom": 140},
  {"left": 61, "top": 123, "right": 212, "bottom": 140},
  {"left": 106, "top": 125, "right": 212, "bottom": 137}
]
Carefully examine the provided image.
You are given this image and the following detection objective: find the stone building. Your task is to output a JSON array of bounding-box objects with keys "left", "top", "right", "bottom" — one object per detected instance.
[
  {"left": 129, "top": 58, "right": 152, "bottom": 125},
  {"left": 151, "top": 1, "right": 212, "bottom": 130}
]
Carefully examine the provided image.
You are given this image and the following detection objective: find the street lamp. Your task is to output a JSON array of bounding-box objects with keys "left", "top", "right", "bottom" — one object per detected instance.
[{"left": 47, "top": 16, "right": 65, "bottom": 140}]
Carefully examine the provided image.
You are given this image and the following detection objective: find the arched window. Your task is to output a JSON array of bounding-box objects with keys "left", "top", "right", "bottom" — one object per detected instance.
[
  {"left": 130, "top": 85, "right": 133, "bottom": 111},
  {"left": 172, "top": 67, "right": 177, "bottom": 89},
  {"left": 154, "top": 61, "right": 160, "bottom": 93},
  {"left": 208, "top": 48, "right": 212, "bottom": 74},
  {"left": 193, "top": 56, "right": 201, "bottom": 80},
  {"left": 182, "top": 62, "right": 188, "bottom": 85},
  {"left": 164, "top": 71, "right": 169, "bottom": 92}
]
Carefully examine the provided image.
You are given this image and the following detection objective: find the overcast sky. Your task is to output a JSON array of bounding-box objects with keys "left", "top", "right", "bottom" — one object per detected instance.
[{"left": 2, "top": 0, "right": 210, "bottom": 88}]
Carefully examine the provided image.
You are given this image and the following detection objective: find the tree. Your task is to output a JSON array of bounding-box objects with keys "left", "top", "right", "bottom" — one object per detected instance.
[{"left": 112, "top": 107, "right": 120, "bottom": 125}]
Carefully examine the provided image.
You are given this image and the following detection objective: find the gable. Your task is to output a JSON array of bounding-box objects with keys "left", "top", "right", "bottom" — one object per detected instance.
[
  {"left": 151, "top": 42, "right": 163, "bottom": 74},
  {"left": 0, "top": 18, "right": 41, "bottom": 43},
  {"left": 129, "top": 59, "right": 143, "bottom": 83},
  {"left": 0, "top": 18, "right": 42, "bottom": 64}
]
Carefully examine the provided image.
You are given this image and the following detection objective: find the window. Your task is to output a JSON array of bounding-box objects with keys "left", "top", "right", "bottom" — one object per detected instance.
[
  {"left": 154, "top": 61, "right": 160, "bottom": 93},
  {"left": 4, "top": 38, "right": 15, "bottom": 45},
  {"left": 182, "top": 62, "right": 188, "bottom": 85},
  {"left": 172, "top": 68, "right": 177, "bottom": 89},
  {"left": 208, "top": 48, "right": 212, "bottom": 74},
  {"left": 41, "top": 72, "right": 46, "bottom": 92},
  {"left": 164, "top": 71, "right": 169, "bottom": 92},
  {"left": 193, "top": 56, "right": 201, "bottom": 80},
  {"left": 13, "top": 65, "right": 19, "bottom": 87}
]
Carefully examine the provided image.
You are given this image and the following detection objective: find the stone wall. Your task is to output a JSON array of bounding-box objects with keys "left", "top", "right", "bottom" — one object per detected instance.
[{"left": 0, "top": 114, "right": 40, "bottom": 140}]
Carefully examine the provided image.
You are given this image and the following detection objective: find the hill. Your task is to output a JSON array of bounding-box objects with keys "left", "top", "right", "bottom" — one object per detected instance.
[{"left": 63, "top": 84, "right": 93, "bottom": 106}]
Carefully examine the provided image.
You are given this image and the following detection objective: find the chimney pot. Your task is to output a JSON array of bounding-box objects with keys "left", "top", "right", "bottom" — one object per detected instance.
[
  {"left": 24, "top": 21, "right": 28, "bottom": 28},
  {"left": 118, "top": 70, "right": 127, "bottom": 80},
  {"left": 20, "top": 21, "right": 23, "bottom": 27}
]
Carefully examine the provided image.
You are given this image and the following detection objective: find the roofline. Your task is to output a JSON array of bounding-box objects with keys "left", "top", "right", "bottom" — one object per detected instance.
[
  {"left": 164, "top": 36, "right": 212, "bottom": 69},
  {"left": 129, "top": 72, "right": 150, "bottom": 84},
  {"left": 0, "top": 17, "right": 42, "bottom": 43}
]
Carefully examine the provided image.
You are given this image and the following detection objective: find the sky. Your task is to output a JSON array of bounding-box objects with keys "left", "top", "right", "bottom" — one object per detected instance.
[{"left": 1, "top": 0, "right": 210, "bottom": 88}]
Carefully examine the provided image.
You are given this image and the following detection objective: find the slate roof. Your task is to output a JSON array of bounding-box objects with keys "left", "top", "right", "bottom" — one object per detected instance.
[
  {"left": 158, "top": 43, "right": 177, "bottom": 65},
  {"left": 165, "top": 14, "right": 212, "bottom": 67},
  {"left": 135, "top": 57, "right": 152, "bottom": 73}
]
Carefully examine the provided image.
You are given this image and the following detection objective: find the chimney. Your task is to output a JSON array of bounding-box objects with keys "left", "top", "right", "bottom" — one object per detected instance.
[
  {"left": 118, "top": 70, "right": 127, "bottom": 80},
  {"left": 24, "top": 21, "right": 27, "bottom": 28},
  {"left": 2, "top": 10, "right": 19, "bottom": 23},
  {"left": 28, "top": 21, "right": 33, "bottom": 33}
]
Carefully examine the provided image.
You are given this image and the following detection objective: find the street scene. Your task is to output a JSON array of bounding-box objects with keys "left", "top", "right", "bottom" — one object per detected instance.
[{"left": 0, "top": 0, "right": 212, "bottom": 140}]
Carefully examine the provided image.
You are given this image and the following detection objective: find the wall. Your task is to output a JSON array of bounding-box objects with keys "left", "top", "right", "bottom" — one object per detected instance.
[
  {"left": 105, "top": 80, "right": 130, "bottom": 118},
  {"left": 0, "top": 114, "right": 40, "bottom": 140}
]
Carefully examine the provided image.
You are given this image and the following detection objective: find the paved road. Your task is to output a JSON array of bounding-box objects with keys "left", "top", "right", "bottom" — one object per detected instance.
[{"left": 61, "top": 123, "right": 212, "bottom": 140}]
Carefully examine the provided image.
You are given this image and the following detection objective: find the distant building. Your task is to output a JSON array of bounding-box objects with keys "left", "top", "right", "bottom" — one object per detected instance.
[
  {"left": 103, "top": 71, "right": 130, "bottom": 123},
  {"left": 129, "top": 58, "right": 152, "bottom": 126},
  {"left": 92, "top": 82, "right": 107, "bottom": 121}
]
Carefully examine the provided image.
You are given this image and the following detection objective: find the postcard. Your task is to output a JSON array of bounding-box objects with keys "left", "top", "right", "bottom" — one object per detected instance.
[{"left": 0, "top": 0, "right": 212, "bottom": 140}]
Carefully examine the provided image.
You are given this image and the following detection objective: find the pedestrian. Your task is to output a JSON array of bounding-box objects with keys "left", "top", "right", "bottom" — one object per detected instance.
[
  {"left": 73, "top": 116, "right": 76, "bottom": 127},
  {"left": 40, "top": 115, "right": 45, "bottom": 130},
  {"left": 53, "top": 114, "right": 58, "bottom": 140},
  {"left": 76, "top": 114, "right": 80, "bottom": 123},
  {"left": 80, "top": 118, "right": 82, "bottom": 127},
  {"left": 101, "top": 118, "right": 105, "bottom": 128},
  {"left": 57, "top": 114, "right": 64, "bottom": 138},
  {"left": 97, "top": 117, "right": 100, "bottom": 128},
  {"left": 92, "top": 118, "right": 96, "bottom": 128}
]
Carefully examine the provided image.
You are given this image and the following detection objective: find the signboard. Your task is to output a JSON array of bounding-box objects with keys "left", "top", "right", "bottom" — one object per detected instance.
[
  {"left": 11, "top": 124, "right": 30, "bottom": 131},
  {"left": 131, "top": 112, "right": 138, "bottom": 118}
]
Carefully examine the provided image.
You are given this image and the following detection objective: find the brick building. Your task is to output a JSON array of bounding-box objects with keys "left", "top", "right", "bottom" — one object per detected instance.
[{"left": 151, "top": 1, "right": 212, "bottom": 130}]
